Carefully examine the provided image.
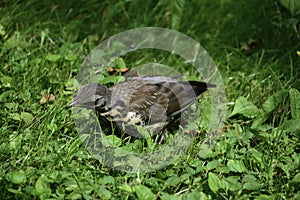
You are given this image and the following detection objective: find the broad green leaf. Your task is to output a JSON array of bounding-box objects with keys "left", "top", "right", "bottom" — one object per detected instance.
[
  {"left": 166, "top": 176, "right": 181, "bottom": 186},
  {"left": 20, "top": 112, "right": 33, "bottom": 123},
  {"left": 280, "top": 0, "right": 300, "bottom": 15},
  {"left": 242, "top": 174, "right": 262, "bottom": 190},
  {"left": 101, "top": 135, "right": 121, "bottom": 148},
  {"left": 46, "top": 53, "right": 61, "bottom": 62},
  {"left": 64, "top": 179, "right": 78, "bottom": 191},
  {"left": 206, "top": 160, "right": 220, "bottom": 170},
  {"left": 106, "top": 135, "right": 122, "bottom": 147},
  {"left": 0, "top": 90, "right": 14, "bottom": 102},
  {"left": 223, "top": 176, "right": 242, "bottom": 191},
  {"left": 71, "top": 150, "right": 88, "bottom": 159},
  {"left": 252, "top": 89, "right": 289, "bottom": 127},
  {"left": 19, "top": 90, "right": 31, "bottom": 101},
  {"left": 59, "top": 42, "right": 83, "bottom": 53},
  {"left": 0, "top": 31, "right": 28, "bottom": 56},
  {"left": 185, "top": 191, "right": 208, "bottom": 200},
  {"left": 227, "top": 160, "right": 246, "bottom": 173},
  {"left": 208, "top": 172, "right": 221, "bottom": 193},
  {"left": 114, "top": 57, "right": 127, "bottom": 69},
  {"left": 0, "top": 24, "right": 5, "bottom": 36},
  {"left": 4, "top": 102, "right": 15, "bottom": 109},
  {"left": 64, "top": 54, "right": 78, "bottom": 61},
  {"left": 9, "top": 133, "right": 22, "bottom": 150},
  {"left": 118, "top": 184, "right": 133, "bottom": 193},
  {"left": 65, "top": 78, "right": 80, "bottom": 89},
  {"left": 34, "top": 174, "right": 51, "bottom": 198},
  {"left": 6, "top": 170, "right": 27, "bottom": 184},
  {"left": 10, "top": 113, "right": 21, "bottom": 121},
  {"left": 98, "top": 75, "right": 125, "bottom": 85},
  {"left": 262, "top": 89, "right": 288, "bottom": 114},
  {"left": 198, "top": 100, "right": 212, "bottom": 131},
  {"left": 134, "top": 185, "right": 156, "bottom": 200},
  {"left": 243, "top": 181, "right": 261, "bottom": 190},
  {"left": 47, "top": 123, "right": 58, "bottom": 132},
  {"left": 66, "top": 191, "right": 82, "bottom": 199},
  {"left": 7, "top": 189, "right": 23, "bottom": 195},
  {"left": 258, "top": 194, "right": 275, "bottom": 200},
  {"left": 0, "top": 74, "right": 14, "bottom": 87},
  {"left": 289, "top": 88, "right": 300, "bottom": 119},
  {"left": 89, "top": 74, "right": 105, "bottom": 84},
  {"left": 102, "top": 175, "right": 115, "bottom": 184},
  {"left": 251, "top": 116, "right": 269, "bottom": 128},
  {"left": 160, "top": 192, "right": 182, "bottom": 200},
  {"left": 83, "top": 193, "right": 92, "bottom": 200},
  {"left": 198, "top": 142, "right": 215, "bottom": 158},
  {"left": 280, "top": 119, "right": 300, "bottom": 133},
  {"left": 229, "top": 97, "right": 258, "bottom": 118},
  {"left": 291, "top": 172, "right": 300, "bottom": 183},
  {"left": 248, "top": 148, "right": 263, "bottom": 164},
  {"left": 95, "top": 187, "right": 111, "bottom": 199}
]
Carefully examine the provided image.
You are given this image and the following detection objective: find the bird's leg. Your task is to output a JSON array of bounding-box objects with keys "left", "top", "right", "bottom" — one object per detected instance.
[{"left": 158, "top": 129, "right": 168, "bottom": 144}]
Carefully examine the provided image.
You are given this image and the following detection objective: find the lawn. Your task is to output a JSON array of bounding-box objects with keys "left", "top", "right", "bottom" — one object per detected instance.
[{"left": 1, "top": 0, "right": 300, "bottom": 199}]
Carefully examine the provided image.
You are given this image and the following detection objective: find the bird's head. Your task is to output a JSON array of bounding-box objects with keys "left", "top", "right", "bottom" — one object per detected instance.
[{"left": 67, "top": 83, "right": 110, "bottom": 110}]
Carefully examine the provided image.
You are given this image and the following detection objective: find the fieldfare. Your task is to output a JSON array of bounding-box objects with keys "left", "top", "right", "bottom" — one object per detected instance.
[{"left": 67, "top": 76, "right": 215, "bottom": 137}]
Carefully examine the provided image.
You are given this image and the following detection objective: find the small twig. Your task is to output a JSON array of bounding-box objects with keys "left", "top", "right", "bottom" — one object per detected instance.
[{"left": 175, "top": 188, "right": 189, "bottom": 195}]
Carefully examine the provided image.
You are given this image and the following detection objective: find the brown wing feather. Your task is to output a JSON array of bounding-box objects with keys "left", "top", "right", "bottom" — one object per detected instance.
[
  {"left": 155, "top": 82, "right": 190, "bottom": 116},
  {"left": 128, "top": 84, "right": 169, "bottom": 124}
]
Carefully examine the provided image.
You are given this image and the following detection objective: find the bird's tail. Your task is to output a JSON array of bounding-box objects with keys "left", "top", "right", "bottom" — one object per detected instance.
[{"left": 186, "top": 81, "right": 216, "bottom": 97}]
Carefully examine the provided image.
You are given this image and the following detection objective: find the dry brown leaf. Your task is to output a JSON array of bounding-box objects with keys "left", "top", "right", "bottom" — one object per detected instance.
[
  {"left": 40, "top": 93, "right": 55, "bottom": 104},
  {"left": 40, "top": 94, "right": 49, "bottom": 104},
  {"left": 49, "top": 94, "right": 55, "bottom": 101},
  {"left": 107, "top": 66, "right": 129, "bottom": 74}
]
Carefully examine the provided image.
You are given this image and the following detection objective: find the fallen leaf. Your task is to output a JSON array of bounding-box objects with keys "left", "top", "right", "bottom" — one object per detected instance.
[
  {"left": 40, "top": 93, "right": 55, "bottom": 104},
  {"left": 107, "top": 66, "right": 129, "bottom": 75},
  {"left": 40, "top": 94, "right": 49, "bottom": 104},
  {"left": 49, "top": 94, "right": 55, "bottom": 101},
  {"left": 107, "top": 66, "right": 115, "bottom": 72}
]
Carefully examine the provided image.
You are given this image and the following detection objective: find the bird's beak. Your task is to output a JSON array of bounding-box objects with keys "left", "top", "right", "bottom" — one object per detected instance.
[{"left": 66, "top": 99, "right": 78, "bottom": 108}]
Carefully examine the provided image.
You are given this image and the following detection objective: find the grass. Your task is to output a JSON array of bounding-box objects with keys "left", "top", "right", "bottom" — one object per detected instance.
[{"left": 1, "top": 0, "right": 300, "bottom": 199}]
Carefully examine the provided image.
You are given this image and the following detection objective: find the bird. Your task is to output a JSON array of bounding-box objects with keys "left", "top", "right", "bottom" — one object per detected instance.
[{"left": 67, "top": 75, "right": 215, "bottom": 137}]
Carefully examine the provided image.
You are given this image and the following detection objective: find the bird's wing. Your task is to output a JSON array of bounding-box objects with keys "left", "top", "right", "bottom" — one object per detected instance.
[
  {"left": 155, "top": 81, "right": 212, "bottom": 117},
  {"left": 154, "top": 82, "right": 190, "bottom": 117},
  {"left": 125, "top": 77, "right": 193, "bottom": 117},
  {"left": 126, "top": 76, "right": 182, "bottom": 83},
  {"left": 128, "top": 83, "right": 169, "bottom": 124}
]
